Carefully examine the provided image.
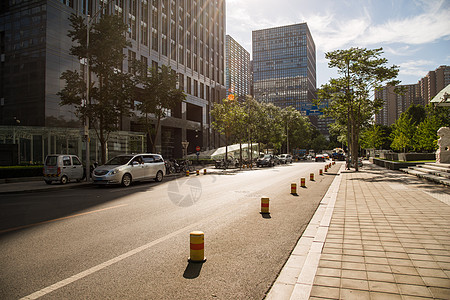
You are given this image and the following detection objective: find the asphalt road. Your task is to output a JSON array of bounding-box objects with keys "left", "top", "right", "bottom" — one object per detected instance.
[{"left": 0, "top": 161, "right": 340, "bottom": 299}]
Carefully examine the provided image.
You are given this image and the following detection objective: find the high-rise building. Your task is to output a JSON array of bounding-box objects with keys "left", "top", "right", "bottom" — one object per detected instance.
[
  {"left": 225, "top": 35, "right": 250, "bottom": 101},
  {"left": 0, "top": 0, "right": 226, "bottom": 162},
  {"left": 420, "top": 65, "right": 450, "bottom": 105},
  {"left": 375, "top": 84, "right": 421, "bottom": 126},
  {"left": 375, "top": 65, "right": 449, "bottom": 126},
  {"left": 252, "top": 23, "right": 316, "bottom": 112}
]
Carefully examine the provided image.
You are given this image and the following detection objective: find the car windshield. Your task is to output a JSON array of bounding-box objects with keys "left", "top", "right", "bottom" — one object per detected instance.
[{"left": 105, "top": 155, "right": 133, "bottom": 165}]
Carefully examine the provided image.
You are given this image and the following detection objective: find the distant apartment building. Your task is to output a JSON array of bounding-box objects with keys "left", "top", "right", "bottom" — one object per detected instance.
[
  {"left": 225, "top": 35, "right": 250, "bottom": 101},
  {"left": 252, "top": 23, "right": 316, "bottom": 112},
  {"left": 419, "top": 65, "right": 450, "bottom": 105},
  {"left": 375, "top": 84, "right": 421, "bottom": 126},
  {"left": 0, "top": 0, "right": 226, "bottom": 162},
  {"left": 375, "top": 65, "right": 449, "bottom": 126}
]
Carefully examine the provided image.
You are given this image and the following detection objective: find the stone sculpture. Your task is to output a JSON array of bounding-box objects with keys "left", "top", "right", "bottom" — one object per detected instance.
[{"left": 436, "top": 127, "right": 450, "bottom": 163}]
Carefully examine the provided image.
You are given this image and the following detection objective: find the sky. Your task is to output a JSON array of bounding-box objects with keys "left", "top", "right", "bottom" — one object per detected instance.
[{"left": 226, "top": 0, "right": 450, "bottom": 88}]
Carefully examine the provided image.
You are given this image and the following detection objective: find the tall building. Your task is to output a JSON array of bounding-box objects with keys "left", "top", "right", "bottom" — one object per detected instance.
[
  {"left": 375, "top": 84, "right": 420, "bottom": 126},
  {"left": 252, "top": 23, "right": 316, "bottom": 112},
  {"left": 225, "top": 35, "right": 250, "bottom": 101},
  {"left": 419, "top": 65, "right": 450, "bottom": 105},
  {"left": 375, "top": 65, "right": 450, "bottom": 126},
  {"left": 0, "top": 0, "right": 226, "bottom": 162}
]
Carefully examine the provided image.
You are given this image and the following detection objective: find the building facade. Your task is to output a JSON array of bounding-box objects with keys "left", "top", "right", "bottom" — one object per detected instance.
[
  {"left": 225, "top": 34, "right": 250, "bottom": 101},
  {"left": 375, "top": 65, "right": 449, "bottom": 126},
  {"left": 0, "top": 0, "right": 226, "bottom": 163},
  {"left": 252, "top": 23, "right": 316, "bottom": 112}
]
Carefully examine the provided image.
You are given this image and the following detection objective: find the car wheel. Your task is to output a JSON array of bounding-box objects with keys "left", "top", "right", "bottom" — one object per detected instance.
[
  {"left": 155, "top": 170, "right": 163, "bottom": 182},
  {"left": 44, "top": 180, "right": 52, "bottom": 185},
  {"left": 121, "top": 173, "right": 132, "bottom": 187},
  {"left": 60, "top": 175, "right": 68, "bottom": 185}
]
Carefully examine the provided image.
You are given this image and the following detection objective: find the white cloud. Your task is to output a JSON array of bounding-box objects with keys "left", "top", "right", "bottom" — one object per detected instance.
[{"left": 398, "top": 59, "right": 435, "bottom": 77}]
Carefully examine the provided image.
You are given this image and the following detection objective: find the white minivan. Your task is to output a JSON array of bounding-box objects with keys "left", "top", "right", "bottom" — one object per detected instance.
[
  {"left": 92, "top": 153, "right": 165, "bottom": 187},
  {"left": 43, "top": 154, "right": 84, "bottom": 184}
]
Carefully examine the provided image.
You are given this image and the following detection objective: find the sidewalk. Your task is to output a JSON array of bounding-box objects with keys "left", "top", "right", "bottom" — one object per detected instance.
[{"left": 267, "top": 162, "right": 450, "bottom": 300}]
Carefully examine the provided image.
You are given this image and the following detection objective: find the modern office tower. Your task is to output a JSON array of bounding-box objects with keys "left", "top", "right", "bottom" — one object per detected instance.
[
  {"left": 375, "top": 84, "right": 421, "bottom": 126},
  {"left": 0, "top": 0, "right": 226, "bottom": 162},
  {"left": 225, "top": 35, "right": 250, "bottom": 101},
  {"left": 252, "top": 23, "right": 316, "bottom": 112}
]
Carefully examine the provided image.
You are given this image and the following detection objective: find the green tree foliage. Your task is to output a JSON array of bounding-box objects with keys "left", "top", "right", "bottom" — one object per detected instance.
[
  {"left": 413, "top": 115, "right": 441, "bottom": 152},
  {"left": 405, "top": 104, "right": 426, "bottom": 125},
  {"left": 316, "top": 47, "right": 399, "bottom": 170},
  {"left": 58, "top": 14, "right": 133, "bottom": 163},
  {"left": 390, "top": 114, "right": 415, "bottom": 152},
  {"left": 360, "top": 124, "right": 385, "bottom": 150},
  {"left": 135, "top": 64, "right": 186, "bottom": 152}
]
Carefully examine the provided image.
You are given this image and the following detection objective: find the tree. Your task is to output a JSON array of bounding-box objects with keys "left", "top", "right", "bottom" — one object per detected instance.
[
  {"left": 58, "top": 14, "right": 133, "bottom": 164},
  {"left": 316, "top": 47, "right": 399, "bottom": 170},
  {"left": 405, "top": 104, "right": 426, "bottom": 125},
  {"left": 390, "top": 113, "right": 415, "bottom": 152},
  {"left": 282, "top": 107, "right": 311, "bottom": 152},
  {"left": 360, "top": 124, "right": 385, "bottom": 150},
  {"left": 211, "top": 96, "right": 239, "bottom": 166},
  {"left": 413, "top": 115, "right": 440, "bottom": 152},
  {"left": 135, "top": 64, "right": 186, "bottom": 153}
]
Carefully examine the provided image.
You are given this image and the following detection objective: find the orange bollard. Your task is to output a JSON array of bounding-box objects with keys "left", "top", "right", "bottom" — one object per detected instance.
[
  {"left": 310, "top": 173, "right": 314, "bottom": 181},
  {"left": 291, "top": 183, "right": 297, "bottom": 194},
  {"left": 204, "top": 168, "right": 207, "bottom": 175},
  {"left": 186, "top": 170, "right": 190, "bottom": 176},
  {"left": 300, "top": 177, "right": 306, "bottom": 187},
  {"left": 319, "top": 169, "right": 323, "bottom": 175},
  {"left": 189, "top": 231, "right": 206, "bottom": 263},
  {"left": 196, "top": 170, "right": 200, "bottom": 176},
  {"left": 260, "top": 197, "right": 270, "bottom": 214}
]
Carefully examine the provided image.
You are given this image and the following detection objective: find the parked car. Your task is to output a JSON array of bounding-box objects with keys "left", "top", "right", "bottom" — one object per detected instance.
[
  {"left": 315, "top": 154, "right": 325, "bottom": 162},
  {"left": 92, "top": 153, "right": 165, "bottom": 187},
  {"left": 323, "top": 153, "right": 330, "bottom": 160},
  {"left": 279, "top": 154, "right": 293, "bottom": 164},
  {"left": 43, "top": 154, "right": 84, "bottom": 185},
  {"left": 257, "top": 154, "right": 276, "bottom": 167}
]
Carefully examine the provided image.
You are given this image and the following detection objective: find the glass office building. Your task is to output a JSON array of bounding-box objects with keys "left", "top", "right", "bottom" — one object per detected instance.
[
  {"left": 252, "top": 23, "right": 316, "bottom": 112},
  {"left": 225, "top": 34, "right": 250, "bottom": 101},
  {"left": 0, "top": 0, "right": 226, "bottom": 163}
]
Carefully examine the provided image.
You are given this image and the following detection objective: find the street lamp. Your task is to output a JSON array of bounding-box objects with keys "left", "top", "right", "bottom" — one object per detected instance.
[{"left": 84, "top": 0, "right": 107, "bottom": 181}]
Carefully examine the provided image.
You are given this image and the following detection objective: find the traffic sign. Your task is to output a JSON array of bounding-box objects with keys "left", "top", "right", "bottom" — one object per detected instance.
[{"left": 196, "top": 146, "right": 200, "bottom": 151}]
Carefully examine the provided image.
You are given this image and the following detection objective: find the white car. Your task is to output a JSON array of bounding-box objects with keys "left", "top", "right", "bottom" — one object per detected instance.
[
  {"left": 93, "top": 154, "right": 165, "bottom": 187},
  {"left": 279, "top": 154, "right": 293, "bottom": 164}
]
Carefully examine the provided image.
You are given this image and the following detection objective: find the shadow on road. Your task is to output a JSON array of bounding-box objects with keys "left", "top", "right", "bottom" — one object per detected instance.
[{"left": 183, "top": 261, "right": 204, "bottom": 279}]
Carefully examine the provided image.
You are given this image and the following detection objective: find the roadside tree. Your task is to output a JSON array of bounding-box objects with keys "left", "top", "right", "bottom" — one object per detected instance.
[
  {"left": 316, "top": 47, "right": 399, "bottom": 170},
  {"left": 58, "top": 14, "right": 133, "bottom": 164}
]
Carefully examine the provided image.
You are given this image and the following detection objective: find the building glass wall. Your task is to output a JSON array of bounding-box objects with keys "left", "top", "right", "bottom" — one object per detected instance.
[
  {"left": 0, "top": 0, "right": 226, "bottom": 163},
  {"left": 225, "top": 34, "right": 250, "bottom": 101},
  {"left": 252, "top": 23, "right": 316, "bottom": 112}
]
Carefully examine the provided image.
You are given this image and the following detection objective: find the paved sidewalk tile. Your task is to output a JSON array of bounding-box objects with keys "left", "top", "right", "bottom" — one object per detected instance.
[{"left": 308, "top": 164, "right": 450, "bottom": 299}]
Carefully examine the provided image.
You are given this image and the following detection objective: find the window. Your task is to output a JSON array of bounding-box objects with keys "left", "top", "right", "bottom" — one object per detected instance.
[
  {"left": 63, "top": 156, "right": 71, "bottom": 166},
  {"left": 73, "top": 157, "right": 82, "bottom": 165}
]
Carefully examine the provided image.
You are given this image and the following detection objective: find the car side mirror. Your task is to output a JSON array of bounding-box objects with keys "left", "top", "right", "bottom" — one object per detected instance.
[{"left": 132, "top": 161, "right": 139, "bottom": 166}]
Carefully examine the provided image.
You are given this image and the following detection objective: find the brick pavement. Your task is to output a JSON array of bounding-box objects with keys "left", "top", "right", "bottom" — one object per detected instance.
[{"left": 267, "top": 162, "right": 450, "bottom": 300}]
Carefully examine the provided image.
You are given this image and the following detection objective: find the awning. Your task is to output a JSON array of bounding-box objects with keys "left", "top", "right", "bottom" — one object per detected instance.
[{"left": 430, "top": 84, "right": 450, "bottom": 106}]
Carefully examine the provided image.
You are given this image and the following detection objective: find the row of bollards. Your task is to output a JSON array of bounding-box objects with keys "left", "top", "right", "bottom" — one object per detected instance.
[
  {"left": 186, "top": 169, "right": 207, "bottom": 176},
  {"left": 189, "top": 161, "right": 336, "bottom": 263}
]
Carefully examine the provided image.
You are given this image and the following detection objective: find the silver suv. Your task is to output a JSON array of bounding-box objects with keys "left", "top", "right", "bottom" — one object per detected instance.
[{"left": 93, "top": 154, "right": 165, "bottom": 187}]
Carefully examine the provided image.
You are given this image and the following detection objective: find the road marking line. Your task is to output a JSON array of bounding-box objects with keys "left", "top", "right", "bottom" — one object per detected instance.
[
  {"left": 20, "top": 222, "right": 200, "bottom": 300},
  {"left": 0, "top": 204, "right": 128, "bottom": 234}
]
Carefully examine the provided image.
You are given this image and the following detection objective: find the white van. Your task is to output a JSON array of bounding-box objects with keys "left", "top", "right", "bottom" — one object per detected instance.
[{"left": 43, "top": 154, "right": 84, "bottom": 184}]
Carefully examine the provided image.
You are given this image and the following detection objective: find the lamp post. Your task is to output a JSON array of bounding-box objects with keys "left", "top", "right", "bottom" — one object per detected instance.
[{"left": 84, "top": 1, "right": 107, "bottom": 181}]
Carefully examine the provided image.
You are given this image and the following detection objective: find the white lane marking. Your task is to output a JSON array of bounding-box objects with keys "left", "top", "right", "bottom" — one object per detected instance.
[{"left": 20, "top": 222, "right": 199, "bottom": 300}]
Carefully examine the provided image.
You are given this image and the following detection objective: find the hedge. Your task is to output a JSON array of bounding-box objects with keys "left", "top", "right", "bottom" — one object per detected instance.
[{"left": 0, "top": 165, "right": 44, "bottom": 179}]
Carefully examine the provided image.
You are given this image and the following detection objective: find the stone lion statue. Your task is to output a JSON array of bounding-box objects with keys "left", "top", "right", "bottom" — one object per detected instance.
[{"left": 436, "top": 127, "right": 450, "bottom": 163}]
